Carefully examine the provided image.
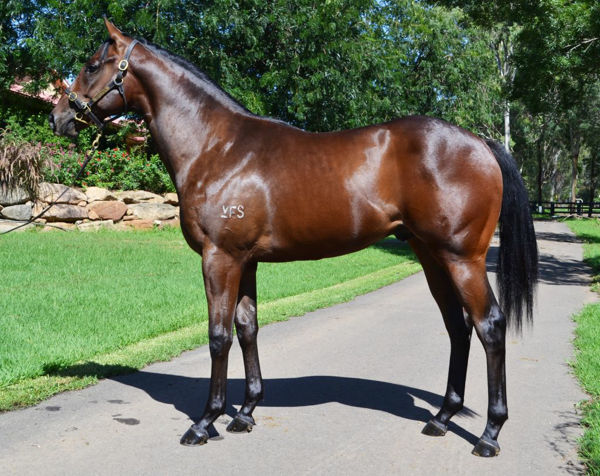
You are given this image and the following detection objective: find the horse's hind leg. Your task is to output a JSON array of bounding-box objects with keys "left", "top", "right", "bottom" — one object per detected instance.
[
  {"left": 409, "top": 240, "right": 473, "bottom": 437},
  {"left": 227, "top": 261, "right": 264, "bottom": 433},
  {"left": 442, "top": 255, "right": 507, "bottom": 457}
]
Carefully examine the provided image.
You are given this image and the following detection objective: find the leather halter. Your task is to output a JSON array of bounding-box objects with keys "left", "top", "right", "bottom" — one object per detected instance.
[{"left": 65, "top": 39, "right": 139, "bottom": 129}]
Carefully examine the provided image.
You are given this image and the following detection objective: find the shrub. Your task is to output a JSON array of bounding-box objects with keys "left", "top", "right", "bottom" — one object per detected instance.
[
  {"left": 0, "top": 110, "right": 175, "bottom": 194},
  {"left": 0, "top": 130, "right": 45, "bottom": 197},
  {"left": 43, "top": 146, "right": 175, "bottom": 193}
]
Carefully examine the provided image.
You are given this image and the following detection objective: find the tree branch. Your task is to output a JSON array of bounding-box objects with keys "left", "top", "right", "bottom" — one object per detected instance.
[{"left": 566, "top": 37, "right": 599, "bottom": 54}]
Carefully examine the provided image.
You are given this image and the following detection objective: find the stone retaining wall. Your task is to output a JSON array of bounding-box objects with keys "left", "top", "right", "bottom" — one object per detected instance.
[{"left": 0, "top": 183, "right": 180, "bottom": 232}]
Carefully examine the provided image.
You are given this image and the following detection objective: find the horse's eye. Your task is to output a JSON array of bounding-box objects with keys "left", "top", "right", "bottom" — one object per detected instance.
[{"left": 85, "top": 63, "right": 100, "bottom": 74}]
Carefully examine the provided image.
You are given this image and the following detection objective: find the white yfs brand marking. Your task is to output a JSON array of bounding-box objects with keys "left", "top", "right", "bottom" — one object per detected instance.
[{"left": 220, "top": 205, "right": 245, "bottom": 219}]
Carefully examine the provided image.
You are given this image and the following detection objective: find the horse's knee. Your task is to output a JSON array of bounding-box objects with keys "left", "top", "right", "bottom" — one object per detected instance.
[{"left": 209, "top": 327, "right": 233, "bottom": 358}]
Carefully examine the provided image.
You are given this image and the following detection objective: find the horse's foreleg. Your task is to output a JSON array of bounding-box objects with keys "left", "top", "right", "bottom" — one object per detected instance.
[
  {"left": 227, "top": 261, "right": 264, "bottom": 433},
  {"left": 180, "top": 246, "right": 243, "bottom": 446},
  {"left": 410, "top": 240, "right": 473, "bottom": 437}
]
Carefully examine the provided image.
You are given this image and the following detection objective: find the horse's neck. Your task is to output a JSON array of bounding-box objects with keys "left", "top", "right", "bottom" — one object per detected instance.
[{"left": 134, "top": 55, "right": 247, "bottom": 192}]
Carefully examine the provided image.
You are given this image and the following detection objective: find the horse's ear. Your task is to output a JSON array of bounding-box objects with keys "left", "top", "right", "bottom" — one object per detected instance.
[{"left": 104, "top": 16, "right": 124, "bottom": 40}]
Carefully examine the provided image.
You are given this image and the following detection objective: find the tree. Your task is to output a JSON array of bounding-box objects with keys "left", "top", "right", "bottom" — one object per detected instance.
[
  {"left": 512, "top": 1, "right": 600, "bottom": 202},
  {"left": 2, "top": 0, "right": 503, "bottom": 135},
  {"left": 432, "top": 1, "right": 532, "bottom": 150}
]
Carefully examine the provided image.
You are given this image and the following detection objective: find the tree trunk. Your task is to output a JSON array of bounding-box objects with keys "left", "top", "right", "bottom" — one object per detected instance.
[
  {"left": 590, "top": 154, "right": 596, "bottom": 204},
  {"left": 569, "top": 122, "right": 581, "bottom": 203},
  {"left": 549, "top": 149, "right": 560, "bottom": 201},
  {"left": 492, "top": 26, "right": 516, "bottom": 152},
  {"left": 504, "top": 101, "right": 511, "bottom": 152},
  {"left": 536, "top": 136, "right": 543, "bottom": 203}
]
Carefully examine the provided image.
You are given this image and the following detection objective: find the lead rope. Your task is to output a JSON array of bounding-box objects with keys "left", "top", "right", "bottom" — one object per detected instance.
[{"left": 0, "top": 130, "right": 103, "bottom": 235}]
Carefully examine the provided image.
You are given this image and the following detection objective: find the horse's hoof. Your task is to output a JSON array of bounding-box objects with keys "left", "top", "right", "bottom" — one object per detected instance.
[
  {"left": 421, "top": 419, "right": 447, "bottom": 437},
  {"left": 180, "top": 427, "right": 209, "bottom": 446},
  {"left": 472, "top": 437, "right": 500, "bottom": 457},
  {"left": 226, "top": 414, "right": 255, "bottom": 433}
]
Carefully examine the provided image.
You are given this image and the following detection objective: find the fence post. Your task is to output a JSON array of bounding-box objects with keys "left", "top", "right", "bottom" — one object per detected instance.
[
  {"left": 577, "top": 201, "right": 583, "bottom": 216},
  {"left": 550, "top": 202, "right": 555, "bottom": 216},
  {"left": 589, "top": 202, "right": 594, "bottom": 218}
]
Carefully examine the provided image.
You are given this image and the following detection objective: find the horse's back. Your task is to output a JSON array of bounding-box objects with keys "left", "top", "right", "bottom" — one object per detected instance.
[
  {"left": 185, "top": 115, "right": 502, "bottom": 262},
  {"left": 258, "top": 116, "right": 502, "bottom": 260}
]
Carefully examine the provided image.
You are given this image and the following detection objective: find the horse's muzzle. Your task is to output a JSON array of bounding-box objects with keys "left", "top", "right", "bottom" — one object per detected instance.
[
  {"left": 48, "top": 112, "right": 56, "bottom": 133},
  {"left": 49, "top": 109, "right": 78, "bottom": 138}
]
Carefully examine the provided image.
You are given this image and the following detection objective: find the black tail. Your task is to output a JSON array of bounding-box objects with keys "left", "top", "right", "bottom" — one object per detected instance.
[{"left": 486, "top": 140, "right": 538, "bottom": 331}]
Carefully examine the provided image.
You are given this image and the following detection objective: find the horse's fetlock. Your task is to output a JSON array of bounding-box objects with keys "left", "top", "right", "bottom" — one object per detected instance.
[
  {"left": 207, "top": 399, "right": 226, "bottom": 416},
  {"left": 248, "top": 379, "right": 264, "bottom": 401},
  {"left": 488, "top": 403, "right": 508, "bottom": 424},
  {"left": 446, "top": 392, "right": 464, "bottom": 412}
]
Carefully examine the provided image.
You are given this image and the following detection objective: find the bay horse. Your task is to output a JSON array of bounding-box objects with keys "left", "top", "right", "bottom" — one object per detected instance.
[{"left": 49, "top": 19, "right": 538, "bottom": 457}]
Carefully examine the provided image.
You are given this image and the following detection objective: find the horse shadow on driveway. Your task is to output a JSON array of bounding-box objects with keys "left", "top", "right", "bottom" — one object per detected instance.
[
  {"left": 486, "top": 244, "right": 592, "bottom": 286},
  {"left": 109, "top": 370, "right": 479, "bottom": 444}
]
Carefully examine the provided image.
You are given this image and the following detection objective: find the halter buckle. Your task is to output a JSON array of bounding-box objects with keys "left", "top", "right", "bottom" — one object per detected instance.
[
  {"left": 75, "top": 112, "right": 89, "bottom": 124},
  {"left": 114, "top": 76, "right": 123, "bottom": 86},
  {"left": 68, "top": 91, "right": 78, "bottom": 101},
  {"left": 118, "top": 59, "right": 129, "bottom": 71}
]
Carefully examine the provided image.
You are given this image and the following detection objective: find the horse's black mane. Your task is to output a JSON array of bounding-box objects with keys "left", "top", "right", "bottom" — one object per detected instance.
[{"left": 133, "top": 37, "right": 253, "bottom": 116}]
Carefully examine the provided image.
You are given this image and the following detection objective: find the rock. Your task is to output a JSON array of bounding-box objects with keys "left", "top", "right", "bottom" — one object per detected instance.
[
  {"left": 87, "top": 201, "right": 128, "bottom": 221},
  {"left": 0, "top": 186, "right": 30, "bottom": 206},
  {"left": 157, "top": 218, "right": 180, "bottom": 229},
  {"left": 88, "top": 210, "right": 100, "bottom": 220},
  {"left": 163, "top": 193, "right": 179, "bottom": 205},
  {"left": 35, "top": 204, "right": 88, "bottom": 223},
  {"left": 77, "top": 220, "right": 116, "bottom": 231},
  {"left": 42, "top": 222, "right": 76, "bottom": 231},
  {"left": 0, "top": 219, "right": 34, "bottom": 233},
  {"left": 122, "top": 219, "right": 155, "bottom": 230},
  {"left": 38, "top": 182, "right": 86, "bottom": 205},
  {"left": 116, "top": 190, "right": 164, "bottom": 204},
  {"left": 85, "top": 187, "right": 117, "bottom": 202},
  {"left": 0, "top": 203, "right": 32, "bottom": 221},
  {"left": 127, "top": 203, "right": 177, "bottom": 221}
]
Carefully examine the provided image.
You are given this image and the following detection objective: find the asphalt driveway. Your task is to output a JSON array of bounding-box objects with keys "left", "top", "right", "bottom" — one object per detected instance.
[{"left": 0, "top": 220, "right": 592, "bottom": 475}]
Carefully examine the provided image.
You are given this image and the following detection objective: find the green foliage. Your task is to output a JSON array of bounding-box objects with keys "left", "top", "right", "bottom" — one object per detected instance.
[
  {"left": 375, "top": 2, "right": 501, "bottom": 135},
  {"left": 0, "top": 106, "right": 174, "bottom": 193},
  {"left": 2, "top": 0, "right": 504, "bottom": 134},
  {"left": 43, "top": 145, "right": 175, "bottom": 192},
  {"left": 4, "top": 0, "right": 599, "bottom": 201}
]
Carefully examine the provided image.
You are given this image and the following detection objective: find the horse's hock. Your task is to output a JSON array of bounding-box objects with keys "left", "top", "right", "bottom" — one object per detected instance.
[{"left": 0, "top": 183, "right": 180, "bottom": 231}]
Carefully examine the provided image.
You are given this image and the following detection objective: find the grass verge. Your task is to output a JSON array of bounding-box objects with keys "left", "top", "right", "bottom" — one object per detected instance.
[
  {"left": 567, "top": 219, "right": 600, "bottom": 473},
  {"left": 0, "top": 228, "right": 420, "bottom": 411}
]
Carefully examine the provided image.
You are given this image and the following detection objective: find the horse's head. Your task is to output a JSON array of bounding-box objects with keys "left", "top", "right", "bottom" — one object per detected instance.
[{"left": 49, "top": 18, "right": 140, "bottom": 138}]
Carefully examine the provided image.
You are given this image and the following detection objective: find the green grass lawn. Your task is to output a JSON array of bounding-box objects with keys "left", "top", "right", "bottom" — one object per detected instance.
[
  {"left": 567, "top": 219, "right": 600, "bottom": 473},
  {"left": 0, "top": 227, "right": 420, "bottom": 410}
]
